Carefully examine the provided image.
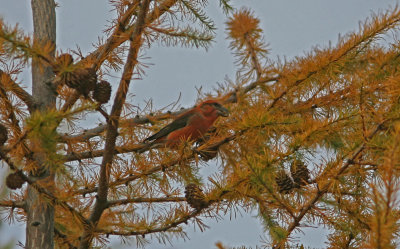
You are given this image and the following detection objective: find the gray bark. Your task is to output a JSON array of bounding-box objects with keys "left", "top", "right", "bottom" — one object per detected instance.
[
  {"left": 31, "top": 0, "right": 56, "bottom": 108},
  {"left": 26, "top": 0, "right": 56, "bottom": 248}
]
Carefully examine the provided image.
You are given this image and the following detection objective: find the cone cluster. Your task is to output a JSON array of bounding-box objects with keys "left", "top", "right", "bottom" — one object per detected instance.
[
  {"left": 6, "top": 172, "right": 26, "bottom": 190},
  {"left": 55, "top": 53, "right": 114, "bottom": 99},
  {"left": 93, "top": 80, "right": 112, "bottom": 104},
  {"left": 185, "top": 183, "right": 208, "bottom": 210},
  {"left": 275, "top": 159, "right": 311, "bottom": 194},
  {"left": 0, "top": 123, "right": 8, "bottom": 146}
]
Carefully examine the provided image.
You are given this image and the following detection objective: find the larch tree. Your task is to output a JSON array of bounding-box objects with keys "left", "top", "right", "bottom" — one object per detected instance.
[{"left": 0, "top": 1, "right": 400, "bottom": 249}]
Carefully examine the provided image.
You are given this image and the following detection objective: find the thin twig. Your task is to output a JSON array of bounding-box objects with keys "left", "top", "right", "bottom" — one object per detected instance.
[
  {"left": 0, "top": 70, "right": 36, "bottom": 112},
  {"left": 61, "top": 91, "right": 80, "bottom": 113},
  {"left": 93, "top": 1, "right": 140, "bottom": 70},
  {"left": 97, "top": 208, "right": 203, "bottom": 237},
  {"left": 0, "top": 200, "right": 25, "bottom": 209},
  {"left": 54, "top": 227, "right": 77, "bottom": 249},
  {"left": 107, "top": 197, "right": 186, "bottom": 207}
]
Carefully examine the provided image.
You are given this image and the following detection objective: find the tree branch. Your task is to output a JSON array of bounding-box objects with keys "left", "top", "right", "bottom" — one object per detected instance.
[
  {"left": 60, "top": 91, "right": 80, "bottom": 113},
  {"left": 266, "top": 10, "right": 400, "bottom": 112},
  {"left": 244, "top": 37, "right": 263, "bottom": 80},
  {"left": 74, "top": 136, "right": 235, "bottom": 196},
  {"left": 107, "top": 197, "right": 186, "bottom": 207},
  {"left": 87, "top": 0, "right": 178, "bottom": 69},
  {"left": 97, "top": 208, "right": 203, "bottom": 237},
  {"left": 79, "top": 1, "right": 151, "bottom": 248},
  {"left": 0, "top": 148, "right": 91, "bottom": 229},
  {"left": 92, "top": 1, "right": 140, "bottom": 70},
  {"left": 54, "top": 227, "right": 76, "bottom": 249},
  {"left": 272, "top": 120, "right": 387, "bottom": 248},
  {"left": 97, "top": 190, "right": 231, "bottom": 238},
  {"left": 0, "top": 80, "right": 23, "bottom": 133},
  {"left": 0, "top": 200, "right": 25, "bottom": 209},
  {"left": 0, "top": 70, "right": 36, "bottom": 112},
  {"left": 60, "top": 0, "right": 179, "bottom": 122}
]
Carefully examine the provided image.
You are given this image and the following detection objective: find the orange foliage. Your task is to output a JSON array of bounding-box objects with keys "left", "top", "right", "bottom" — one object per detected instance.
[{"left": 1, "top": 2, "right": 400, "bottom": 249}]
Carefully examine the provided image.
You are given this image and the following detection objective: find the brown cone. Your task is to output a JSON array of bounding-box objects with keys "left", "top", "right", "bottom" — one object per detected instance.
[
  {"left": 290, "top": 159, "right": 310, "bottom": 187},
  {"left": 76, "top": 68, "right": 97, "bottom": 96},
  {"left": 185, "top": 183, "right": 208, "bottom": 210},
  {"left": 275, "top": 171, "right": 294, "bottom": 194},
  {"left": 63, "top": 67, "right": 97, "bottom": 97},
  {"left": 0, "top": 124, "right": 8, "bottom": 146},
  {"left": 6, "top": 172, "right": 26, "bottom": 190},
  {"left": 60, "top": 70, "right": 76, "bottom": 88},
  {"left": 93, "top": 80, "right": 112, "bottom": 104}
]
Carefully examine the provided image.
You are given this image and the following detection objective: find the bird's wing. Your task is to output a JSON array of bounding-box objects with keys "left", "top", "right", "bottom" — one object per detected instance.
[{"left": 144, "top": 110, "right": 197, "bottom": 142}]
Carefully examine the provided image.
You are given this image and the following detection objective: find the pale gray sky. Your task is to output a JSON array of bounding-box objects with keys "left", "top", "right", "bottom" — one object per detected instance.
[{"left": 0, "top": 1, "right": 398, "bottom": 248}]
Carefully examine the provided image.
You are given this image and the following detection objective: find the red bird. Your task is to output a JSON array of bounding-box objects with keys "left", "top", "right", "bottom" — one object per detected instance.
[{"left": 144, "top": 100, "right": 229, "bottom": 147}]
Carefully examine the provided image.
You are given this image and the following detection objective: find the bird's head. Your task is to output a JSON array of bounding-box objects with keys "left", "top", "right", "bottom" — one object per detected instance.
[{"left": 198, "top": 100, "right": 229, "bottom": 117}]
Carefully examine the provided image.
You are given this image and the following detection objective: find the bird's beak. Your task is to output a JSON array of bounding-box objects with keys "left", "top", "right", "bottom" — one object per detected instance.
[{"left": 216, "top": 106, "right": 229, "bottom": 117}]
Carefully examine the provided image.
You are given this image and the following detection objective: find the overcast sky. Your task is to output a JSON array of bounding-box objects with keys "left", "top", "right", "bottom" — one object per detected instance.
[{"left": 0, "top": 1, "right": 399, "bottom": 248}]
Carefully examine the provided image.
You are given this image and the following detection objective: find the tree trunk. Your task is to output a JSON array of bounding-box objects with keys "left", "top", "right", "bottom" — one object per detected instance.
[{"left": 25, "top": 0, "right": 56, "bottom": 248}]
